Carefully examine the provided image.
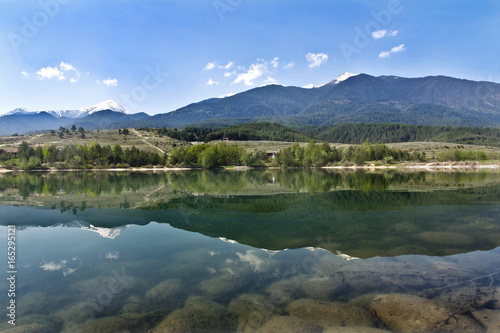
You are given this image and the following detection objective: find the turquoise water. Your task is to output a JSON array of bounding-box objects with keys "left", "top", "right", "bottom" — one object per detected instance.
[{"left": 0, "top": 170, "right": 499, "bottom": 332}]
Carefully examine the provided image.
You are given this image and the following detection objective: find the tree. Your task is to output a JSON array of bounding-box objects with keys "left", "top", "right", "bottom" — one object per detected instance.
[
  {"left": 50, "top": 130, "right": 55, "bottom": 136},
  {"left": 18, "top": 141, "right": 34, "bottom": 161},
  {"left": 112, "top": 144, "right": 123, "bottom": 164},
  {"left": 70, "top": 124, "right": 77, "bottom": 132}
]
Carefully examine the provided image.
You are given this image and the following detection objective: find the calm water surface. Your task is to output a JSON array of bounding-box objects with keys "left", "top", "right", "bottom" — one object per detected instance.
[{"left": 0, "top": 170, "right": 499, "bottom": 332}]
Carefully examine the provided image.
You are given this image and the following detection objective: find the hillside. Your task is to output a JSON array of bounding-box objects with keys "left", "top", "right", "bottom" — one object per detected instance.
[{"left": 2, "top": 73, "right": 500, "bottom": 136}]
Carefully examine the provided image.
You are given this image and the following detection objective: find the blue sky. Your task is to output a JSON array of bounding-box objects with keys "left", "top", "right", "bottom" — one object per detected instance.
[{"left": 1, "top": 0, "right": 499, "bottom": 115}]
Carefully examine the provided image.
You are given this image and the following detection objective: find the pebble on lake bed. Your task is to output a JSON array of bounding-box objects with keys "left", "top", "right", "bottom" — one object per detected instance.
[{"left": 370, "top": 293, "right": 485, "bottom": 332}]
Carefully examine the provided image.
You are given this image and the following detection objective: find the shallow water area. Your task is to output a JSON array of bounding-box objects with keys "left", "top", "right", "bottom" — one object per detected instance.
[{"left": 0, "top": 169, "right": 499, "bottom": 332}]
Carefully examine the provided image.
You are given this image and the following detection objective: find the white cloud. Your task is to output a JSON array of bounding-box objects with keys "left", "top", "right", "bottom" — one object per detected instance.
[
  {"left": 37, "top": 66, "right": 65, "bottom": 80},
  {"left": 36, "top": 62, "right": 80, "bottom": 82},
  {"left": 204, "top": 62, "right": 216, "bottom": 70},
  {"left": 40, "top": 258, "right": 79, "bottom": 276},
  {"left": 379, "top": 51, "right": 391, "bottom": 58},
  {"left": 283, "top": 61, "right": 295, "bottom": 69},
  {"left": 372, "top": 29, "right": 398, "bottom": 39},
  {"left": 40, "top": 260, "right": 66, "bottom": 271},
  {"left": 271, "top": 57, "right": 279, "bottom": 68},
  {"left": 60, "top": 62, "right": 75, "bottom": 71},
  {"left": 21, "top": 71, "right": 29, "bottom": 77},
  {"left": 264, "top": 76, "right": 277, "bottom": 85},
  {"left": 379, "top": 43, "right": 406, "bottom": 58},
  {"left": 236, "top": 250, "right": 266, "bottom": 272},
  {"left": 218, "top": 92, "right": 236, "bottom": 98},
  {"left": 224, "top": 72, "right": 233, "bottom": 77},
  {"left": 234, "top": 63, "right": 266, "bottom": 86},
  {"left": 101, "top": 78, "right": 118, "bottom": 87},
  {"left": 207, "top": 78, "right": 219, "bottom": 86},
  {"left": 204, "top": 61, "right": 233, "bottom": 71},
  {"left": 105, "top": 251, "right": 120, "bottom": 260},
  {"left": 305, "top": 52, "right": 328, "bottom": 68},
  {"left": 372, "top": 29, "right": 387, "bottom": 39}
]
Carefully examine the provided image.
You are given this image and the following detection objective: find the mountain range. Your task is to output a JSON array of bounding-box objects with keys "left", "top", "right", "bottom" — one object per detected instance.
[{"left": 2, "top": 73, "right": 500, "bottom": 136}]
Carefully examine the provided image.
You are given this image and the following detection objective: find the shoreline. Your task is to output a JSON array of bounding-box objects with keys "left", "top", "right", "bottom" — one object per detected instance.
[{"left": 1, "top": 162, "right": 500, "bottom": 173}]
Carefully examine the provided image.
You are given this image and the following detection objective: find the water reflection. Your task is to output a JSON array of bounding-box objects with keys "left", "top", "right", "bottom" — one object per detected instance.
[
  {"left": 1, "top": 170, "right": 499, "bottom": 258},
  {"left": 1, "top": 170, "right": 500, "bottom": 332}
]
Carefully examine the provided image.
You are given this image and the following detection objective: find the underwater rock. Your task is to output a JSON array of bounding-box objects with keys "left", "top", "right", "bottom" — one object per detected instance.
[
  {"left": 471, "top": 309, "right": 500, "bottom": 333},
  {"left": 416, "top": 231, "right": 474, "bottom": 246},
  {"left": 0, "top": 315, "right": 59, "bottom": 333},
  {"left": 266, "top": 278, "right": 304, "bottom": 306},
  {"left": 145, "top": 278, "right": 185, "bottom": 305},
  {"left": 16, "top": 292, "right": 54, "bottom": 317},
  {"left": 301, "top": 275, "right": 345, "bottom": 299},
  {"left": 54, "top": 302, "right": 98, "bottom": 329},
  {"left": 0, "top": 324, "right": 55, "bottom": 333},
  {"left": 323, "top": 327, "right": 391, "bottom": 333},
  {"left": 228, "top": 294, "right": 282, "bottom": 333},
  {"left": 286, "top": 298, "right": 376, "bottom": 328},
  {"left": 121, "top": 295, "right": 147, "bottom": 314},
  {"left": 254, "top": 315, "right": 322, "bottom": 333},
  {"left": 152, "top": 296, "right": 235, "bottom": 332},
  {"left": 198, "top": 272, "right": 250, "bottom": 299},
  {"left": 370, "top": 293, "right": 484, "bottom": 333},
  {"left": 64, "top": 313, "right": 157, "bottom": 333}
]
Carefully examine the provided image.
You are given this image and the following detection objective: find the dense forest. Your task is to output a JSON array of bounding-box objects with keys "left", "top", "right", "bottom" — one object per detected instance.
[
  {"left": 138, "top": 122, "right": 312, "bottom": 143},
  {"left": 139, "top": 122, "right": 500, "bottom": 146}
]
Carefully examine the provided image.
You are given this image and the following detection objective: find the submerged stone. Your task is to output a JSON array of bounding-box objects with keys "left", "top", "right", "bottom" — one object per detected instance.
[
  {"left": 64, "top": 313, "right": 158, "bottom": 333},
  {"left": 145, "top": 278, "right": 185, "bottom": 306},
  {"left": 152, "top": 296, "right": 235, "bottom": 333},
  {"left": 286, "top": 298, "right": 376, "bottom": 328},
  {"left": 266, "top": 278, "right": 304, "bottom": 306},
  {"left": 198, "top": 272, "right": 250, "bottom": 299},
  {"left": 0, "top": 324, "right": 55, "bottom": 333},
  {"left": 228, "top": 294, "right": 281, "bottom": 333},
  {"left": 370, "top": 293, "right": 484, "bottom": 332},
  {"left": 323, "top": 327, "right": 391, "bottom": 333},
  {"left": 255, "top": 315, "right": 323, "bottom": 333},
  {"left": 301, "top": 275, "right": 345, "bottom": 300}
]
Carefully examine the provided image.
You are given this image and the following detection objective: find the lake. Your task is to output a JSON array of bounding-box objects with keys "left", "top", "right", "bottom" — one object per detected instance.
[{"left": 0, "top": 169, "right": 499, "bottom": 332}]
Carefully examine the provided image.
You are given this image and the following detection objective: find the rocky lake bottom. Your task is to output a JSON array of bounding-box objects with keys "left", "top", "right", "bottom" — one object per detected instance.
[{"left": 0, "top": 170, "right": 499, "bottom": 332}]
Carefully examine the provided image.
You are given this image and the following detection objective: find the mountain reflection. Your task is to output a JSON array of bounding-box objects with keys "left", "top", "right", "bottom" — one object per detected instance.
[{"left": 1, "top": 170, "right": 499, "bottom": 258}]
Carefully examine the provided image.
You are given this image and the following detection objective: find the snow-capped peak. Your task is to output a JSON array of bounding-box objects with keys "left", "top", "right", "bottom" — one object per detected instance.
[
  {"left": 316, "top": 72, "right": 359, "bottom": 88},
  {"left": 2, "top": 100, "right": 130, "bottom": 118},
  {"left": 79, "top": 99, "right": 129, "bottom": 115},
  {"left": 3, "top": 107, "right": 32, "bottom": 116}
]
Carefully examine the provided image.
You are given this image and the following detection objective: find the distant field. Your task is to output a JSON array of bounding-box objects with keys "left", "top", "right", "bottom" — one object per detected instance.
[
  {"left": 222, "top": 140, "right": 500, "bottom": 159},
  {"left": 2, "top": 131, "right": 500, "bottom": 162},
  {"left": 0, "top": 129, "right": 187, "bottom": 154}
]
